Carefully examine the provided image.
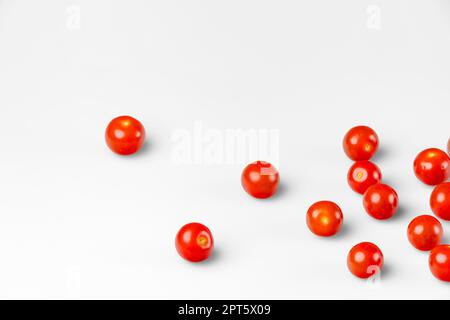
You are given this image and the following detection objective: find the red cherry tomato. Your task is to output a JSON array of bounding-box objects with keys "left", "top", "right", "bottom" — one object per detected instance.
[
  {"left": 241, "top": 161, "right": 280, "bottom": 199},
  {"left": 347, "top": 242, "right": 384, "bottom": 279},
  {"left": 363, "top": 183, "right": 399, "bottom": 220},
  {"left": 429, "top": 245, "right": 450, "bottom": 282},
  {"left": 343, "top": 126, "right": 379, "bottom": 161},
  {"left": 175, "top": 223, "right": 214, "bottom": 263},
  {"left": 430, "top": 182, "right": 450, "bottom": 221},
  {"left": 105, "top": 115, "right": 146, "bottom": 155},
  {"left": 413, "top": 148, "right": 450, "bottom": 186},
  {"left": 347, "top": 161, "right": 382, "bottom": 194},
  {"left": 407, "top": 215, "right": 443, "bottom": 251},
  {"left": 306, "top": 201, "right": 344, "bottom": 237}
]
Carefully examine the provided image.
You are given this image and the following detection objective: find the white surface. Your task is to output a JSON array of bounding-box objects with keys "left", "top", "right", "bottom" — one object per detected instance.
[{"left": 0, "top": 0, "right": 449, "bottom": 299}]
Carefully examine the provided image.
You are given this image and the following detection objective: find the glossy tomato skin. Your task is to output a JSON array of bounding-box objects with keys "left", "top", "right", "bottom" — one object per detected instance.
[
  {"left": 407, "top": 215, "right": 443, "bottom": 251},
  {"left": 175, "top": 223, "right": 214, "bottom": 263},
  {"left": 429, "top": 245, "right": 450, "bottom": 282},
  {"left": 306, "top": 201, "right": 344, "bottom": 237},
  {"left": 105, "top": 115, "right": 146, "bottom": 155},
  {"left": 347, "top": 242, "right": 384, "bottom": 279},
  {"left": 363, "top": 183, "right": 399, "bottom": 220},
  {"left": 241, "top": 161, "right": 280, "bottom": 199},
  {"left": 413, "top": 148, "right": 450, "bottom": 186},
  {"left": 430, "top": 182, "right": 450, "bottom": 221},
  {"left": 347, "top": 161, "right": 382, "bottom": 194},
  {"left": 343, "top": 126, "right": 379, "bottom": 161}
]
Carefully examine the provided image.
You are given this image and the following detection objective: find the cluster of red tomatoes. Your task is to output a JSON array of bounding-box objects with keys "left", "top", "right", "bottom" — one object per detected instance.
[
  {"left": 105, "top": 116, "right": 450, "bottom": 282},
  {"left": 309, "top": 126, "right": 450, "bottom": 281}
]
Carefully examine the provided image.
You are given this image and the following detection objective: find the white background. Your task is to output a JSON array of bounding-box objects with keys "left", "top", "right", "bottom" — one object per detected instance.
[{"left": 0, "top": 0, "right": 449, "bottom": 299}]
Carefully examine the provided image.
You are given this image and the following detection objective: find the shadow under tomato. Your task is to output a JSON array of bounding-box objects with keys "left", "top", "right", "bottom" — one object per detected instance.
[
  {"left": 389, "top": 204, "right": 408, "bottom": 222},
  {"left": 273, "top": 183, "right": 287, "bottom": 199},
  {"left": 242, "top": 182, "right": 289, "bottom": 202},
  {"left": 194, "top": 248, "right": 221, "bottom": 266},
  {"left": 262, "top": 182, "right": 288, "bottom": 202},
  {"left": 313, "top": 222, "right": 351, "bottom": 241},
  {"left": 335, "top": 223, "right": 351, "bottom": 239},
  {"left": 380, "top": 263, "right": 393, "bottom": 280},
  {"left": 177, "top": 248, "right": 221, "bottom": 266},
  {"left": 440, "top": 233, "right": 450, "bottom": 245},
  {"left": 368, "top": 203, "right": 408, "bottom": 223},
  {"left": 371, "top": 146, "right": 389, "bottom": 162},
  {"left": 112, "top": 139, "right": 153, "bottom": 159}
]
